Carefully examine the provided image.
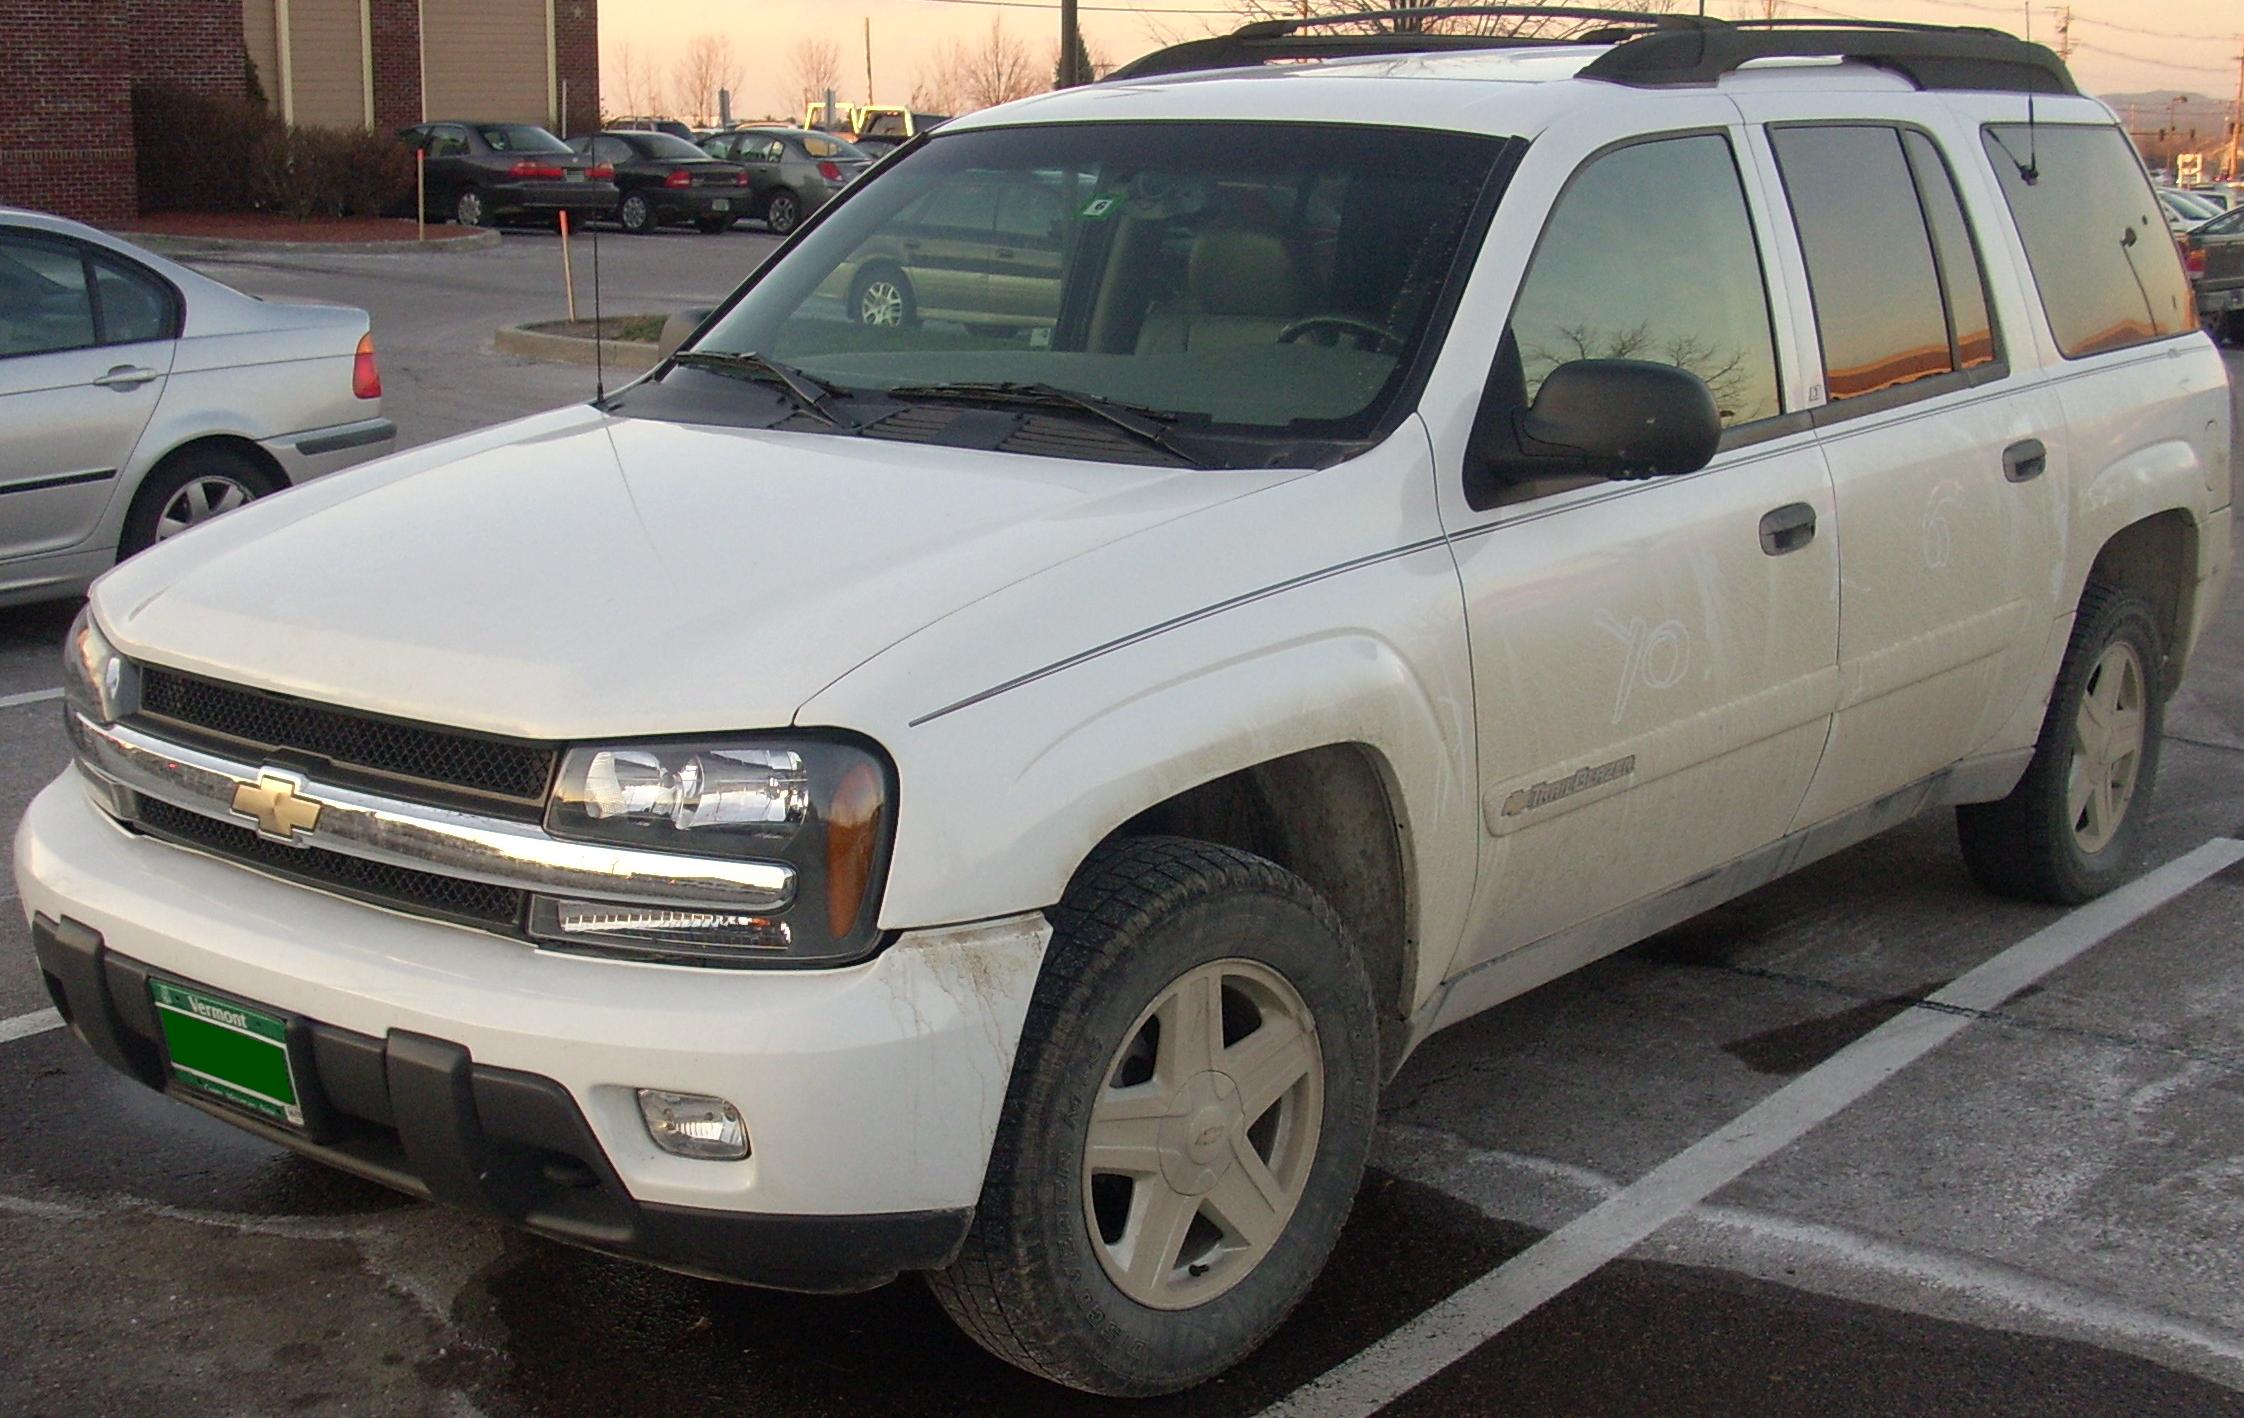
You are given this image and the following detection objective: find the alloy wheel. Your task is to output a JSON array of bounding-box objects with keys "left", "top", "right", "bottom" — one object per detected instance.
[
  {"left": 155, "top": 475, "right": 253, "bottom": 541},
  {"left": 858, "top": 280, "right": 904, "bottom": 327},
  {"left": 456, "top": 190, "right": 483, "bottom": 226},
  {"left": 2068, "top": 639, "right": 2146, "bottom": 854},
  {"left": 621, "top": 194, "right": 650, "bottom": 232},
  {"left": 1082, "top": 957, "right": 1323, "bottom": 1311}
]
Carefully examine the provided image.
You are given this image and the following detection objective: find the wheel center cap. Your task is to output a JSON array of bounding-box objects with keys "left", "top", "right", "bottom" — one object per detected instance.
[{"left": 1157, "top": 1071, "right": 1243, "bottom": 1197}]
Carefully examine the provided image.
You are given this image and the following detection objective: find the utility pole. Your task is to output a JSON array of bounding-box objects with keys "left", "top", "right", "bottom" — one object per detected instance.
[
  {"left": 2050, "top": 5, "right": 2073, "bottom": 63},
  {"left": 865, "top": 15, "right": 875, "bottom": 105},
  {"left": 1059, "top": 0, "right": 1082, "bottom": 87},
  {"left": 2229, "top": 36, "right": 2243, "bottom": 181}
]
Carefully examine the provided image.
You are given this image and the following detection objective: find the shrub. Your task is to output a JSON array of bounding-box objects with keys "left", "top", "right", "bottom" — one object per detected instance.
[
  {"left": 250, "top": 125, "right": 414, "bottom": 218},
  {"left": 132, "top": 84, "right": 277, "bottom": 213},
  {"left": 131, "top": 84, "right": 412, "bottom": 219}
]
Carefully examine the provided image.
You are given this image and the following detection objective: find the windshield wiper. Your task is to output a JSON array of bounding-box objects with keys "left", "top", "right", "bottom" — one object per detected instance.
[
  {"left": 884, "top": 381, "right": 1211, "bottom": 468},
  {"left": 670, "top": 350, "right": 857, "bottom": 428}
]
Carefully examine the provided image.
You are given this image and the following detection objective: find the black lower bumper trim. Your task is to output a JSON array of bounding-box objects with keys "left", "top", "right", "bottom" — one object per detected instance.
[{"left": 31, "top": 914, "right": 971, "bottom": 1293}]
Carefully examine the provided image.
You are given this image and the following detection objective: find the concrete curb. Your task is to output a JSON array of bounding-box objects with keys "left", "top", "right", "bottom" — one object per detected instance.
[
  {"left": 493, "top": 322, "right": 662, "bottom": 373},
  {"left": 116, "top": 227, "right": 502, "bottom": 257}
]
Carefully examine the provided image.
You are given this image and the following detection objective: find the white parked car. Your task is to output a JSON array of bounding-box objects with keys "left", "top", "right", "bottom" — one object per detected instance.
[
  {"left": 15, "top": 11, "right": 2230, "bottom": 1396},
  {"left": 0, "top": 208, "right": 393, "bottom": 607}
]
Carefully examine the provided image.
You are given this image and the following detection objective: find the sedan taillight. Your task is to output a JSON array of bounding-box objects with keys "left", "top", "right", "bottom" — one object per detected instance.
[
  {"left": 352, "top": 332, "right": 381, "bottom": 400},
  {"left": 817, "top": 160, "right": 842, "bottom": 181},
  {"left": 2183, "top": 239, "right": 2206, "bottom": 277},
  {"left": 509, "top": 160, "right": 566, "bottom": 180},
  {"left": 735, "top": 169, "right": 751, "bottom": 186},
  {"left": 587, "top": 163, "right": 615, "bottom": 180},
  {"left": 665, "top": 169, "right": 692, "bottom": 188}
]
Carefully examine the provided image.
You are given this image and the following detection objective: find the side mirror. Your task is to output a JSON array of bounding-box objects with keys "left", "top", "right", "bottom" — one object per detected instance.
[
  {"left": 658, "top": 307, "right": 716, "bottom": 360},
  {"left": 1482, "top": 359, "right": 1722, "bottom": 483}
]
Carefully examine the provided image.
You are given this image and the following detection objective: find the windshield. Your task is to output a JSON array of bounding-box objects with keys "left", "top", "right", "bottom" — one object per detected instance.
[
  {"left": 688, "top": 122, "right": 1509, "bottom": 458},
  {"left": 631, "top": 132, "right": 714, "bottom": 161},
  {"left": 479, "top": 125, "right": 569, "bottom": 153}
]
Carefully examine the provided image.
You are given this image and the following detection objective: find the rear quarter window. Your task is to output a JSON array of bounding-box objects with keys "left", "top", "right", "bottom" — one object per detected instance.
[{"left": 1982, "top": 124, "right": 2194, "bottom": 358}]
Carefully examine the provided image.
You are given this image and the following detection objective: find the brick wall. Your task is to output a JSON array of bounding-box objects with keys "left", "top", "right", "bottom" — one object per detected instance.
[
  {"left": 1, "top": 0, "right": 135, "bottom": 221},
  {"left": 368, "top": 0, "right": 421, "bottom": 130},
  {"left": 0, "top": 0, "right": 242, "bottom": 222},
  {"left": 554, "top": 0, "right": 601, "bottom": 139}
]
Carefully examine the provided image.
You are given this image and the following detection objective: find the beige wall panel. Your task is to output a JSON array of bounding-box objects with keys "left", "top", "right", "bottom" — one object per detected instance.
[
  {"left": 242, "top": 0, "right": 281, "bottom": 106},
  {"left": 287, "top": 0, "right": 368, "bottom": 127},
  {"left": 422, "top": 0, "right": 550, "bottom": 125}
]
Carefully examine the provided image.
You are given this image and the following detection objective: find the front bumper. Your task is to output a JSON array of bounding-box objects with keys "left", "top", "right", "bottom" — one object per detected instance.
[{"left": 14, "top": 777, "right": 1050, "bottom": 1286}]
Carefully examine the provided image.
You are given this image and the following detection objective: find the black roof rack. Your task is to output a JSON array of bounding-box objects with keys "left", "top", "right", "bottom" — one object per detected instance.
[{"left": 1107, "top": 7, "right": 2077, "bottom": 96}]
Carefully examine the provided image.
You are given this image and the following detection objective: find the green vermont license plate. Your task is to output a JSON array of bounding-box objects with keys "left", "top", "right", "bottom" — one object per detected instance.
[{"left": 149, "top": 979, "right": 305, "bottom": 1128}]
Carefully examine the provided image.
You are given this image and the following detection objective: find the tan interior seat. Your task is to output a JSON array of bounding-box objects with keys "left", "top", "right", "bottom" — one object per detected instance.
[{"left": 1136, "top": 229, "right": 1303, "bottom": 354}]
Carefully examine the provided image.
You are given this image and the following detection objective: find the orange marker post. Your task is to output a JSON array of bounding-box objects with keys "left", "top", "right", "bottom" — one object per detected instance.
[
  {"left": 415, "top": 150, "right": 426, "bottom": 242},
  {"left": 559, "top": 210, "right": 578, "bottom": 324}
]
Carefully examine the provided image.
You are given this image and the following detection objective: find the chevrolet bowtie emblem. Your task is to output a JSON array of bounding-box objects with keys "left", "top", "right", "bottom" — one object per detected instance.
[{"left": 230, "top": 770, "right": 323, "bottom": 845}]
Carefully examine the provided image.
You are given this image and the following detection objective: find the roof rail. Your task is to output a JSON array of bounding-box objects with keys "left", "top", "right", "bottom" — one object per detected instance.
[
  {"left": 1105, "top": 7, "right": 1705, "bottom": 82},
  {"left": 1579, "top": 19, "right": 2076, "bottom": 94},
  {"left": 1107, "top": 7, "right": 2077, "bottom": 96}
]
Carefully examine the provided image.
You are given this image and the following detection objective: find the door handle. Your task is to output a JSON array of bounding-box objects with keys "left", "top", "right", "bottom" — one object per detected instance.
[
  {"left": 2002, "top": 437, "right": 2047, "bottom": 482},
  {"left": 1758, "top": 502, "right": 1817, "bottom": 556},
  {"left": 93, "top": 365, "right": 159, "bottom": 390},
  {"left": 995, "top": 248, "right": 1017, "bottom": 260}
]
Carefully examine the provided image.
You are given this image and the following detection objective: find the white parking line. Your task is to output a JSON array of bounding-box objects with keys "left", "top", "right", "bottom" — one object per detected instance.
[
  {"left": 0, "top": 1009, "right": 63, "bottom": 1046},
  {"left": 1262, "top": 836, "right": 2244, "bottom": 1418},
  {"left": 0, "top": 687, "right": 63, "bottom": 711}
]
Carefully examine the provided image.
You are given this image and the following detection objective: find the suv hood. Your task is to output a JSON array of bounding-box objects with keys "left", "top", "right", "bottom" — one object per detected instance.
[{"left": 93, "top": 407, "right": 1290, "bottom": 740}]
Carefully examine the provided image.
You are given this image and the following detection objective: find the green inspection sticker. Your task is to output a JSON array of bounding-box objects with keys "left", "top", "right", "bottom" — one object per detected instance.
[{"left": 150, "top": 979, "right": 304, "bottom": 1128}]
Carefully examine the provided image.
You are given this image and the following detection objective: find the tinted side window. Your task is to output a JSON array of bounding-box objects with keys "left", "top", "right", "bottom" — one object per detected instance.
[
  {"left": 994, "top": 182, "right": 1060, "bottom": 241},
  {"left": 1982, "top": 124, "right": 2193, "bottom": 357},
  {"left": 430, "top": 126, "right": 469, "bottom": 157},
  {"left": 1902, "top": 131, "right": 1997, "bottom": 370},
  {"left": 0, "top": 236, "right": 96, "bottom": 358},
  {"left": 1505, "top": 134, "right": 1781, "bottom": 430},
  {"left": 1772, "top": 126, "right": 1953, "bottom": 401},
  {"left": 91, "top": 256, "right": 175, "bottom": 344}
]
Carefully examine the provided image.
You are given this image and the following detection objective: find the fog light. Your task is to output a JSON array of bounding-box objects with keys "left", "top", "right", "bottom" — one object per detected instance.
[{"left": 637, "top": 1089, "right": 750, "bottom": 1160}]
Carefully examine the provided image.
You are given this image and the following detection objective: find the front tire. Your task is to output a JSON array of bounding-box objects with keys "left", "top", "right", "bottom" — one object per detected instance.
[
  {"left": 849, "top": 265, "right": 916, "bottom": 328},
  {"left": 1957, "top": 583, "right": 2165, "bottom": 903},
  {"left": 928, "top": 837, "right": 1377, "bottom": 1396}
]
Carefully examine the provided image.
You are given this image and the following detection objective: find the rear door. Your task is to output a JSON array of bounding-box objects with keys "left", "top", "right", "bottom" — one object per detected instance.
[
  {"left": 899, "top": 179, "right": 1000, "bottom": 322},
  {"left": 0, "top": 230, "right": 177, "bottom": 563},
  {"left": 987, "top": 177, "right": 1065, "bottom": 325},
  {"left": 1736, "top": 103, "right": 2069, "bottom": 826}
]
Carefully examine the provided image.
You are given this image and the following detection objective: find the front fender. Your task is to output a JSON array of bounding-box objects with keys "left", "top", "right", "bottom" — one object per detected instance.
[{"left": 797, "top": 427, "right": 1479, "bottom": 1014}]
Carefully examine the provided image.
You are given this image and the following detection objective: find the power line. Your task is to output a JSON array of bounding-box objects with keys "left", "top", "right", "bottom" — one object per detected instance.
[{"left": 914, "top": 0, "right": 1237, "bottom": 12}]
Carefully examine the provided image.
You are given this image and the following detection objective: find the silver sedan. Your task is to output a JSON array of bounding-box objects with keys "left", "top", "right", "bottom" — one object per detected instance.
[{"left": 0, "top": 208, "right": 395, "bottom": 607}]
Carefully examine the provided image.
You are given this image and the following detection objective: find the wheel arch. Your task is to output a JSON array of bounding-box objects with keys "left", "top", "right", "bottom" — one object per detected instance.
[
  {"left": 1104, "top": 742, "right": 1417, "bottom": 1077},
  {"left": 2084, "top": 509, "right": 2200, "bottom": 682}
]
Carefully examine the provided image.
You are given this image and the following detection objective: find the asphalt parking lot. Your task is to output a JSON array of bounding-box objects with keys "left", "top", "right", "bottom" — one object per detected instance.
[{"left": 4, "top": 234, "right": 2244, "bottom": 1416}]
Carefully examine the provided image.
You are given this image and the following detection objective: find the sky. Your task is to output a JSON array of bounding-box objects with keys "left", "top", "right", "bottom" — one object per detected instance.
[{"left": 597, "top": 0, "right": 2243, "bottom": 124}]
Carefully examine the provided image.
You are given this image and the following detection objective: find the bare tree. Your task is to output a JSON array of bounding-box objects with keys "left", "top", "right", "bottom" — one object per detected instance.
[
  {"left": 609, "top": 41, "right": 667, "bottom": 119},
  {"left": 672, "top": 33, "right": 740, "bottom": 126},
  {"left": 1232, "top": 0, "right": 1678, "bottom": 41},
  {"left": 791, "top": 36, "right": 845, "bottom": 121},
  {"left": 960, "top": 18, "right": 1040, "bottom": 110}
]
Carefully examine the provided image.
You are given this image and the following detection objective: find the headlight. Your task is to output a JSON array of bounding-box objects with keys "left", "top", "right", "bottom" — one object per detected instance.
[
  {"left": 61, "top": 607, "right": 138, "bottom": 724},
  {"left": 540, "top": 737, "right": 893, "bottom": 966}
]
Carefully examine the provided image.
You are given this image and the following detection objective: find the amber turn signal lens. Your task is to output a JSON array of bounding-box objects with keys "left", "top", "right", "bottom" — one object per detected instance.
[{"left": 825, "top": 760, "right": 885, "bottom": 939}]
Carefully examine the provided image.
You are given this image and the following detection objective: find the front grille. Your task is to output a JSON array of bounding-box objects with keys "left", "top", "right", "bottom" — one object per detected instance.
[
  {"left": 138, "top": 668, "right": 556, "bottom": 813},
  {"left": 135, "top": 798, "right": 527, "bottom": 930}
]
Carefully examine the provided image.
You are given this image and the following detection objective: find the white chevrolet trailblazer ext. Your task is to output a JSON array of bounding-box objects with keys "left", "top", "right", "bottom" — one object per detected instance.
[{"left": 16, "top": 10, "right": 2230, "bottom": 1395}]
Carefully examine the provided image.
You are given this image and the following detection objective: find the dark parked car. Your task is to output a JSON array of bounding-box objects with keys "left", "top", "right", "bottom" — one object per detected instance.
[
  {"left": 699, "top": 128, "right": 872, "bottom": 235},
  {"left": 570, "top": 131, "right": 750, "bottom": 234},
  {"left": 2183, "top": 204, "right": 2244, "bottom": 343},
  {"left": 848, "top": 107, "right": 948, "bottom": 157},
  {"left": 608, "top": 115, "right": 698, "bottom": 142},
  {"left": 397, "top": 122, "right": 617, "bottom": 228}
]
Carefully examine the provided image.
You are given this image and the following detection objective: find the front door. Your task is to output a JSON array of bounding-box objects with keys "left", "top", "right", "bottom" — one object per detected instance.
[
  {"left": 1427, "top": 122, "right": 1841, "bottom": 983},
  {"left": 0, "top": 230, "right": 175, "bottom": 565}
]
